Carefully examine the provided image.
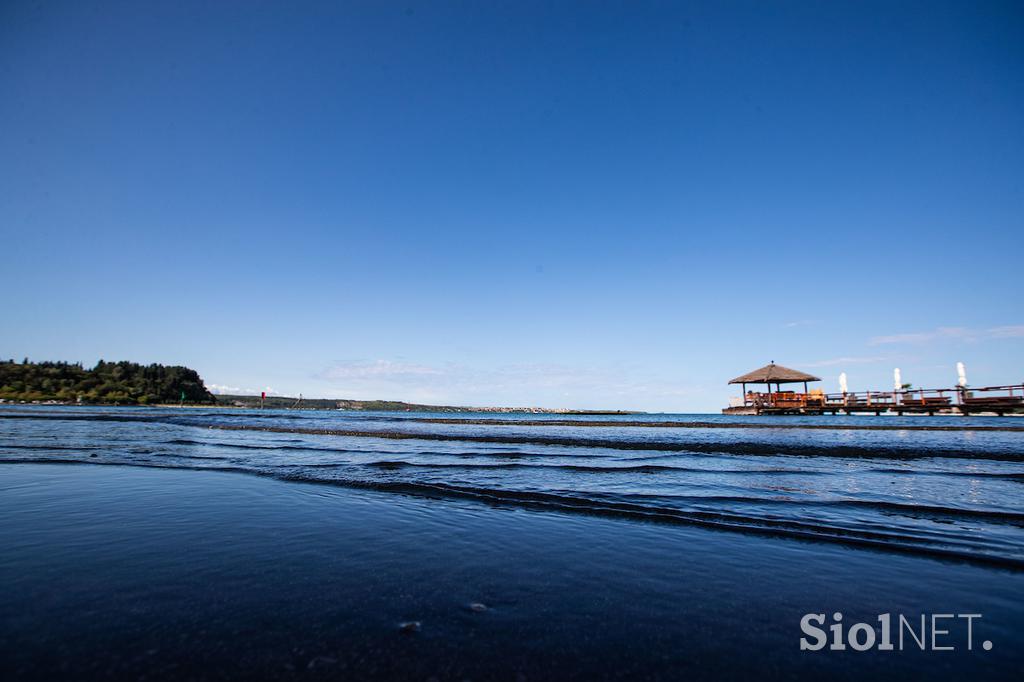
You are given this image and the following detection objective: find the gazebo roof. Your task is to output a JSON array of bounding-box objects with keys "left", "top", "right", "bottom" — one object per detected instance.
[{"left": 728, "top": 362, "right": 821, "bottom": 385}]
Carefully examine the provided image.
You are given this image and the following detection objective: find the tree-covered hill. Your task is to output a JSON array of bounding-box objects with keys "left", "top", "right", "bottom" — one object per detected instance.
[{"left": 0, "top": 359, "right": 215, "bottom": 405}]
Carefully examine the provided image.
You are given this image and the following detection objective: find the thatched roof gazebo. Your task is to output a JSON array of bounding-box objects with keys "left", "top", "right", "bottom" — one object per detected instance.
[{"left": 728, "top": 362, "right": 822, "bottom": 409}]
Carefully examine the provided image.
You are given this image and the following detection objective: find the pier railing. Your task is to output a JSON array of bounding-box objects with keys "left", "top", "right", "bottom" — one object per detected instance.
[{"left": 741, "top": 383, "right": 1024, "bottom": 414}]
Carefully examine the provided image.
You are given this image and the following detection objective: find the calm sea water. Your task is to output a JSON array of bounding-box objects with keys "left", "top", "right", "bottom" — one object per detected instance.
[{"left": 1, "top": 406, "right": 1023, "bottom": 566}]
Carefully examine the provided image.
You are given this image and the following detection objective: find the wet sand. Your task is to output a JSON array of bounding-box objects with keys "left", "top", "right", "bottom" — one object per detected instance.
[{"left": 1, "top": 463, "right": 1021, "bottom": 680}]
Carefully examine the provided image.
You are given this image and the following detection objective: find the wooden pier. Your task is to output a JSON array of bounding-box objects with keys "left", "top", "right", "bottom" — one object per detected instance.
[{"left": 723, "top": 363, "right": 1024, "bottom": 416}]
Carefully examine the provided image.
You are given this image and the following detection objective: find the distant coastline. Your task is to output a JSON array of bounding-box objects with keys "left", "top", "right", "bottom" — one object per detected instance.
[
  {"left": 0, "top": 359, "right": 635, "bottom": 415},
  {"left": 212, "top": 394, "right": 638, "bottom": 415}
]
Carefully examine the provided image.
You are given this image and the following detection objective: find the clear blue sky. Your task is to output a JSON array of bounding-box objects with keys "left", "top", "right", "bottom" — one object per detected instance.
[{"left": 2, "top": 1, "right": 1022, "bottom": 411}]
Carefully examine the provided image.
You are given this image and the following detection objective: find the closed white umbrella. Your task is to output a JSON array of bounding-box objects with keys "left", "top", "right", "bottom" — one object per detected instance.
[
  {"left": 957, "top": 362, "right": 967, "bottom": 388},
  {"left": 839, "top": 372, "right": 848, "bottom": 394},
  {"left": 894, "top": 368, "right": 902, "bottom": 391}
]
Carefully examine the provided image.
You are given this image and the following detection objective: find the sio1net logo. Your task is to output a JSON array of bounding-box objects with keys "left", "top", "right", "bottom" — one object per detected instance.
[{"left": 800, "top": 613, "right": 992, "bottom": 652}]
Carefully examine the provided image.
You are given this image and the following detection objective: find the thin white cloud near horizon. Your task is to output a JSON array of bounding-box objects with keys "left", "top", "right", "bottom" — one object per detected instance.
[
  {"left": 208, "top": 384, "right": 280, "bottom": 396},
  {"left": 310, "top": 359, "right": 703, "bottom": 410},
  {"left": 870, "top": 325, "right": 1024, "bottom": 345},
  {"left": 802, "top": 356, "right": 888, "bottom": 368},
  {"left": 318, "top": 360, "right": 442, "bottom": 380}
]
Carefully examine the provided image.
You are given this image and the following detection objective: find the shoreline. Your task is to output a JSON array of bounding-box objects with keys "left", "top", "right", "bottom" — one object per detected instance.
[
  {"left": 0, "top": 400, "right": 640, "bottom": 415},
  {"left": 2, "top": 462, "right": 1021, "bottom": 680},
  {"left": 4, "top": 406, "right": 1024, "bottom": 579}
]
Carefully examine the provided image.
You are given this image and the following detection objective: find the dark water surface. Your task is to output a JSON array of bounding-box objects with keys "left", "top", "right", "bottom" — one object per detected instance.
[
  {"left": 1, "top": 463, "right": 1022, "bottom": 681},
  {"left": 2, "top": 406, "right": 1023, "bottom": 566}
]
